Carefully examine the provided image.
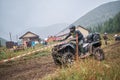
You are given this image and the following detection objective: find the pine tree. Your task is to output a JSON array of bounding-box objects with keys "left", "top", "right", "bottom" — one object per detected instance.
[{"left": 92, "top": 12, "right": 120, "bottom": 33}]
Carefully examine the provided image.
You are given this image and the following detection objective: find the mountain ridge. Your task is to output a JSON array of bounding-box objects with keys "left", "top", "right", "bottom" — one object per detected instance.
[{"left": 73, "top": 1, "right": 120, "bottom": 28}]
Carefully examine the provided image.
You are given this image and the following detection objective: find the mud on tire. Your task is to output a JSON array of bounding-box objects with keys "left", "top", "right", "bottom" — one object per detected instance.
[
  {"left": 62, "top": 52, "right": 74, "bottom": 67},
  {"left": 94, "top": 48, "right": 104, "bottom": 61}
]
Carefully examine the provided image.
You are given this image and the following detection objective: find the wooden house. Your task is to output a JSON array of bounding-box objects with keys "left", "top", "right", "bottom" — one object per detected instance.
[
  {"left": 19, "top": 31, "right": 40, "bottom": 46},
  {"left": 76, "top": 25, "right": 89, "bottom": 37},
  {"left": 56, "top": 25, "right": 89, "bottom": 39}
]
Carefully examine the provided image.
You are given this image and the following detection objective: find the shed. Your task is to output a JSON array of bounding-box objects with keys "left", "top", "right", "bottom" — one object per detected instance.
[{"left": 0, "top": 37, "right": 7, "bottom": 47}]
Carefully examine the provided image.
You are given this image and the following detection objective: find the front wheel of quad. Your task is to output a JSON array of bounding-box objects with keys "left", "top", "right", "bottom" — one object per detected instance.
[
  {"left": 52, "top": 52, "right": 62, "bottom": 66},
  {"left": 62, "top": 52, "right": 74, "bottom": 67}
]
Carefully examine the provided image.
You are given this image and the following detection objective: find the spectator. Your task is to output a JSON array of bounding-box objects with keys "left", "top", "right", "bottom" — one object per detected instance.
[
  {"left": 31, "top": 40, "right": 35, "bottom": 49},
  {"left": 103, "top": 32, "right": 108, "bottom": 45},
  {"left": 23, "top": 41, "right": 27, "bottom": 49}
]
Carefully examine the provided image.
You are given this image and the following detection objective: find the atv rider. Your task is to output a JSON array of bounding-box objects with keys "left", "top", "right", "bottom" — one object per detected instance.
[{"left": 60, "top": 24, "right": 84, "bottom": 55}]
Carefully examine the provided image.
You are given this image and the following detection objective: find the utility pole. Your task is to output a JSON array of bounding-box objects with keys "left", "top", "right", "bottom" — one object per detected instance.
[
  {"left": 9, "top": 32, "right": 12, "bottom": 41},
  {"left": 75, "top": 33, "right": 79, "bottom": 62}
]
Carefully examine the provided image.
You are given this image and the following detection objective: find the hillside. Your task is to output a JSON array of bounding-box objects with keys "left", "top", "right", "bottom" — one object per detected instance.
[{"left": 73, "top": 1, "right": 120, "bottom": 28}]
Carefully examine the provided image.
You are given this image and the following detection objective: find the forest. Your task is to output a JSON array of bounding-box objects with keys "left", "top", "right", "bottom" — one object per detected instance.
[{"left": 88, "top": 12, "right": 120, "bottom": 33}]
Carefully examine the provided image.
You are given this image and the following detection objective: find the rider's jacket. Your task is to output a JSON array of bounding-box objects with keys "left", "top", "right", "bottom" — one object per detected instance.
[{"left": 63, "top": 30, "right": 84, "bottom": 42}]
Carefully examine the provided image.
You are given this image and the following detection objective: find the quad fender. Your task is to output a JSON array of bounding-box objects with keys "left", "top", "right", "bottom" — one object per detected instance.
[
  {"left": 58, "top": 43, "right": 75, "bottom": 53},
  {"left": 62, "top": 43, "right": 75, "bottom": 49}
]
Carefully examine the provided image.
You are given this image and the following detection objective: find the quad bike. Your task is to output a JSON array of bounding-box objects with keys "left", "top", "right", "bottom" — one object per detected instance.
[
  {"left": 52, "top": 39, "right": 104, "bottom": 67},
  {"left": 52, "top": 40, "right": 75, "bottom": 66}
]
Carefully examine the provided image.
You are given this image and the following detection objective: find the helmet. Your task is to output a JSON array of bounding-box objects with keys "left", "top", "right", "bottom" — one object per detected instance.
[
  {"left": 69, "top": 24, "right": 75, "bottom": 32},
  {"left": 104, "top": 32, "right": 107, "bottom": 35},
  {"left": 114, "top": 34, "right": 118, "bottom": 37}
]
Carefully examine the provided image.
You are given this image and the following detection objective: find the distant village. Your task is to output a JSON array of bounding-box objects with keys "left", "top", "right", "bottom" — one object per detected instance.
[{"left": 0, "top": 25, "right": 89, "bottom": 50}]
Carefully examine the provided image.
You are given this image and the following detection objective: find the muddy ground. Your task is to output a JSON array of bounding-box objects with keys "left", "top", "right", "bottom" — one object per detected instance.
[{"left": 0, "top": 55, "right": 57, "bottom": 80}]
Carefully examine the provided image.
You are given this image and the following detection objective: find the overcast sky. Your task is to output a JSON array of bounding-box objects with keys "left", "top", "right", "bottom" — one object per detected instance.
[{"left": 0, "top": 0, "right": 117, "bottom": 41}]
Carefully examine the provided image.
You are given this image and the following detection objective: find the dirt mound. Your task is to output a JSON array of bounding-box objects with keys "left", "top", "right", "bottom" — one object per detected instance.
[{"left": 0, "top": 55, "right": 57, "bottom": 80}]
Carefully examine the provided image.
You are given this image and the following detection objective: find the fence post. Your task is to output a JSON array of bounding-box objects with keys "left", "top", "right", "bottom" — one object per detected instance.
[{"left": 75, "top": 33, "right": 79, "bottom": 61}]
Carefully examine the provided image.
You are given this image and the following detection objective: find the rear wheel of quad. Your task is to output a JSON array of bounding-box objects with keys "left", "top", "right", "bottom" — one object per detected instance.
[
  {"left": 62, "top": 52, "right": 74, "bottom": 67},
  {"left": 94, "top": 48, "right": 104, "bottom": 61}
]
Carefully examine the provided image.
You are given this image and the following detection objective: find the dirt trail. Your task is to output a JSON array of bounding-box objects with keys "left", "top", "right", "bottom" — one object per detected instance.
[
  {"left": 103, "top": 41, "right": 120, "bottom": 51},
  {"left": 0, "top": 55, "right": 57, "bottom": 80}
]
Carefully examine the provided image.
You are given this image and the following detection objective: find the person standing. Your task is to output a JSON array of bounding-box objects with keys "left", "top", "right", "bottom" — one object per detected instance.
[
  {"left": 31, "top": 40, "right": 35, "bottom": 49},
  {"left": 103, "top": 32, "right": 108, "bottom": 45}
]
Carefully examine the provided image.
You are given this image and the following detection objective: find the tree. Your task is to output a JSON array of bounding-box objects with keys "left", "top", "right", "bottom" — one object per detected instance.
[{"left": 90, "top": 12, "right": 120, "bottom": 33}]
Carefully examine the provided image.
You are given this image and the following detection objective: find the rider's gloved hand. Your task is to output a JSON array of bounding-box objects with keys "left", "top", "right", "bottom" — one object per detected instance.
[{"left": 70, "top": 38, "right": 76, "bottom": 41}]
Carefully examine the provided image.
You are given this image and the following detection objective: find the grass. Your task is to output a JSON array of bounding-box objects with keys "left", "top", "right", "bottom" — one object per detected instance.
[
  {"left": 0, "top": 47, "right": 31, "bottom": 60},
  {"left": 0, "top": 44, "right": 50, "bottom": 61},
  {"left": 43, "top": 34, "right": 120, "bottom": 80},
  {"left": 0, "top": 49, "right": 51, "bottom": 66},
  {"left": 44, "top": 44, "right": 120, "bottom": 80},
  {"left": 22, "top": 50, "right": 50, "bottom": 60}
]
